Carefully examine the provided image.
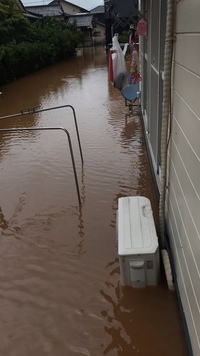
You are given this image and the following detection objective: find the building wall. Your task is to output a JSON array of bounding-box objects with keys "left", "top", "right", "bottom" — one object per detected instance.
[
  {"left": 167, "top": 2, "right": 200, "bottom": 355},
  {"left": 93, "top": 23, "right": 105, "bottom": 46},
  {"left": 139, "top": 0, "right": 164, "bottom": 186},
  {"left": 139, "top": 1, "right": 200, "bottom": 355},
  {"left": 50, "top": 0, "right": 87, "bottom": 14}
]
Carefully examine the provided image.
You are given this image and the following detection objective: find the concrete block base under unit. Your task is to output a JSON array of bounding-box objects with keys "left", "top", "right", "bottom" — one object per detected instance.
[{"left": 117, "top": 196, "right": 160, "bottom": 288}]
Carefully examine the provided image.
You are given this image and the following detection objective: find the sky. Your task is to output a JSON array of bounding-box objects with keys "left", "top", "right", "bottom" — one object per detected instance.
[{"left": 21, "top": 0, "right": 104, "bottom": 11}]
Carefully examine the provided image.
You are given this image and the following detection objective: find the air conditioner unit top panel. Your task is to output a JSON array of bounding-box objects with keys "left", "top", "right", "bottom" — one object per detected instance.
[{"left": 118, "top": 196, "right": 159, "bottom": 256}]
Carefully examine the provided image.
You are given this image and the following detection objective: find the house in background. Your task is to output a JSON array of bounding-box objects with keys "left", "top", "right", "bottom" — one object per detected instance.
[
  {"left": 23, "top": 0, "right": 105, "bottom": 47},
  {"left": 90, "top": 6, "right": 106, "bottom": 46},
  {"left": 49, "top": 1, "right": 105, "bottom": 46},
  {"left": 15, "top": 0, "right": 43, "bottom": 21},
  {"left": 49, "top": 0, "right": 88, "bottom": 14},
  {"left": 90, "top": 5, "right": 105, "bottom": 25},
  {"left": 25, "top": 4, "right": 67, "bottom": 21},
  {"left": 15, "top": 0, "right": 25, "bottom": 11},
  {"left": 104, "top": 0, "right": 139, "bottom": 46},
  {"left": 139, "top": 1, "right": 200, "bottom": 355},
  {"left": 66, "top": 14, "right": 95, "bottom": 47}
]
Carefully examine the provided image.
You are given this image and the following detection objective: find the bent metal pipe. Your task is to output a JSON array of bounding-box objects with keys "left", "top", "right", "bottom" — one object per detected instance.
[
  {"left": 0, "top": 126, "right": 81, "bottom": 206},
  {"left": 0, "top": 104, "right": 83, "bottom": 165}
]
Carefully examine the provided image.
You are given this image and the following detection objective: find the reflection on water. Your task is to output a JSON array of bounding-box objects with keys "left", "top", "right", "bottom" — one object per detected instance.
[{"left": 0, "top": 47, "right": 187, "bottom": 355}]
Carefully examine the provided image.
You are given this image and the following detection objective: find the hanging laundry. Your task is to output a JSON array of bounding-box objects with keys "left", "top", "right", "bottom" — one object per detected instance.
[
  {"left": 109, "top": 49, "right": 114, "bottom": 83},
  {"left": 110, "top": 35, "right": 128, "bottom": 90},
  {"left": 137, "top": 18, "right": 147, "bottom": 36},
  {"left": 129, "top": 34, "right": 141, "bottom": 85}
]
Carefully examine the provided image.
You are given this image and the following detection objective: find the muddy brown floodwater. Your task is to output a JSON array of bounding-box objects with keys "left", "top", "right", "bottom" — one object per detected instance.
[{"left": 0, "top": 47, "right": 187, "bottom": 356}]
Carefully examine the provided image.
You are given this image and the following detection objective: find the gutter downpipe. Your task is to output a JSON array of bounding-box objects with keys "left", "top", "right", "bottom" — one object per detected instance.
[
  {"left": 159, "top": 0, "right": 175, "bottom": 289},
  {"left": 159, "top": 0, "right": 174, "bottom": 248}
]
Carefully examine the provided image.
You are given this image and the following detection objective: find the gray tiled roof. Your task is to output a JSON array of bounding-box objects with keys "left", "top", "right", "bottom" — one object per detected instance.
[
  {"left": 26, "top": 12, "right": 43, "bottom": 19},
  {"left": 48, "top": 0, "right": 88, "bottom": 13},
  {"left": 90, "top": 6, "right": 105, "bottom": 14},
  {"left": 67, "top": 14, "right": 93, "bottom": 27},
  {"left": 25, "top": 5, "right": 64, "bottom": 17}
]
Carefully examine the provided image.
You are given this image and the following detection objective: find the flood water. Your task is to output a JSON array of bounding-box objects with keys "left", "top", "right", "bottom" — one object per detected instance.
[{"left": 0, "top": 47, "right": 187, "bottom": 356}]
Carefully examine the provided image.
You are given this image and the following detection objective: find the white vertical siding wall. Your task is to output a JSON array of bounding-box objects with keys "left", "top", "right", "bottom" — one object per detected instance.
[
  {"left": 167, "top": 1, "right": 200, "bottom": 355},
  {"left": 140, "top": 0, "right": 200, "bottom": 354}
]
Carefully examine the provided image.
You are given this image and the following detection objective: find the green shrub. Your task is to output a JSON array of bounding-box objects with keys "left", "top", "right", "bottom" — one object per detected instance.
[{"left": 0, "top": 1, "right": 84, "bottom": 84}]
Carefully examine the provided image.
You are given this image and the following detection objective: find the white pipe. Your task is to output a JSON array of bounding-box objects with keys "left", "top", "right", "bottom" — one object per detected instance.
[{"left": 159, "top": 0, "right": 175, "bottom": 248}]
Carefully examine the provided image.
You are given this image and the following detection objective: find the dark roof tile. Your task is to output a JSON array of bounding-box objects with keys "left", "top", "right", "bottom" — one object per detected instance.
[
  {"left": 90, "top": 6, "right": 105, "bottom": 14},
  {"left": 25, "top": 5, "right": 64, "bottom": 17},
  {"left": 67, "top": 14, "right": 93, "bottom": 27}
]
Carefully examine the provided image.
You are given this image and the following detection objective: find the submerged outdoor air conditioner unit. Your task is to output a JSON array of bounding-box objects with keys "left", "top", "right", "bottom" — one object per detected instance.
[{"left": 117, "top": 196, "right": 160, "bottom": 288}]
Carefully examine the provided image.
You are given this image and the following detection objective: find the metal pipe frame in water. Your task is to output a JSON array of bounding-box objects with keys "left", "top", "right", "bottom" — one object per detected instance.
[
  {"left": 0, "top": 126, "right": 81, "bottom": 206},
  {"left": 0, "top": 105, "right": 83, "bottom": 164}
]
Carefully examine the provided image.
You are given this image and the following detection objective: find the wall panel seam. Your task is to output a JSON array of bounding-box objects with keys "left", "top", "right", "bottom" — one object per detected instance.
[
  {"left": 170, "top": 157, "right": 200, "bottom": 238},
  {"left": 174, "top": 62, "right": 200, "bottom": 80},
  {"left": 175, "top": 32, "right": 200, "bottom": 35},
  {"left": 169, "top": 179, "right": 200, "bottom": 279},
  {"left": 168, "top": 217, "right": 200, "bottom": 351},
  {"left": 171, "top": 138, "right": 200, "bottom": 201},
  {"left": 173, "top": 114, "right": 200, "bottom": 162},
  {"left": 173, "top": 90, "right": 200, "bottom": 122}
]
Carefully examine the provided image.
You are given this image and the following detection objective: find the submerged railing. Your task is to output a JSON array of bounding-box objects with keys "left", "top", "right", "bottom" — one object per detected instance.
[
  {"left": 0, "top": 105, "right": 83, "bottom": 164},
  {"left": 0, "top": 105, "right": 83, "bottom": 205}
]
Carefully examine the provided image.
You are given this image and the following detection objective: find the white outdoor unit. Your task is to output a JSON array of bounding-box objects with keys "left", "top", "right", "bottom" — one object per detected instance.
[{"left": 117, "top": 196, "right": 160, "bottom": 288}]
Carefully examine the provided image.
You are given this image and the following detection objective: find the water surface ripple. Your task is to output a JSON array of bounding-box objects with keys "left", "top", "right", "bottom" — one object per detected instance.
[{"left": 0, "top": 47, "right": 187, "bottom": 356}]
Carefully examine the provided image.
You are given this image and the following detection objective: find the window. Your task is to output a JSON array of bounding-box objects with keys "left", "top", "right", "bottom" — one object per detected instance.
[{"left": 93, "top": 31, "right": 101, "bottom": 37}]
